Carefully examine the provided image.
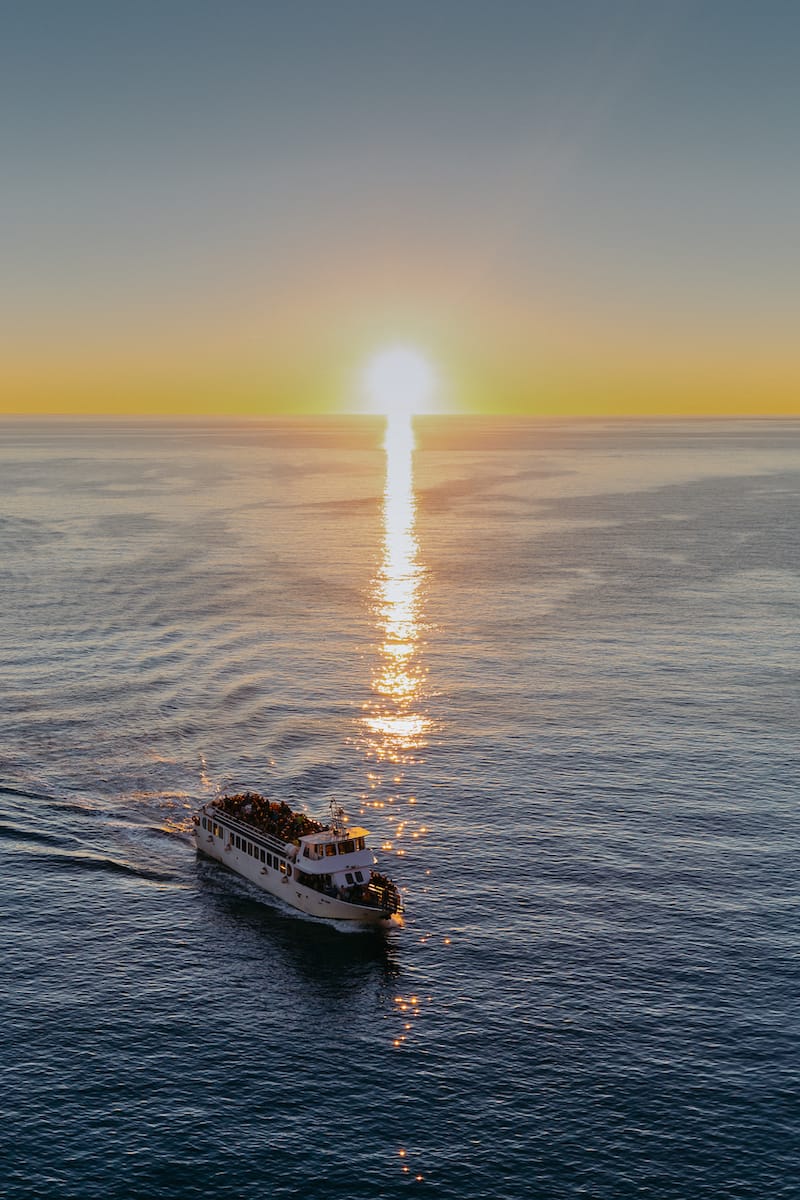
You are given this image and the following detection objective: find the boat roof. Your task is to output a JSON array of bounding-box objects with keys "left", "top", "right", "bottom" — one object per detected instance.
[{"left": 299, "top": 826, "right": 369, "bottom": 843}]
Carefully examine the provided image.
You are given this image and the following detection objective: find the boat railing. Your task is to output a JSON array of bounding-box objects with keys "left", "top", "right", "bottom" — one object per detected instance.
[
  {"left": 363, "top": 882, "right": 402, "bottom": 913},
  {"left": 207, "top": 806, "right": 288, "bottom": 856}
]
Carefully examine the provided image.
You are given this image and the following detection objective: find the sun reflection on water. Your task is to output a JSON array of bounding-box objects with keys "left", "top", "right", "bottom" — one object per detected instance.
[{"left": 363, "top": 412, "right": 430, "bottom": 761}]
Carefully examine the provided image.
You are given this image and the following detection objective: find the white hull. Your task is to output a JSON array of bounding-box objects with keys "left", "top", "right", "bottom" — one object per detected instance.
[{"left": 194, "top": 826, "right": 397, "bottom": 926}]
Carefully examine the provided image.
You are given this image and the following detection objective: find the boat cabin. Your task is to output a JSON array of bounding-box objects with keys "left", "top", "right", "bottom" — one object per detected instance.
[{"left": 297, "top": 826, "right": 373, "bottom": 872}]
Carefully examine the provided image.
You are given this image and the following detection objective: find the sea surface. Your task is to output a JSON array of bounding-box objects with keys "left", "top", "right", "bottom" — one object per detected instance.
[{"left": 1, "top": 417, "right": 798, "bottom": 1199}]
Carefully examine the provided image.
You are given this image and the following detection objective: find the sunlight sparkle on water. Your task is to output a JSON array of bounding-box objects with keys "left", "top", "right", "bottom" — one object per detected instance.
[{"left": 362, "top": 409, "right": 431, "bottom": 762}]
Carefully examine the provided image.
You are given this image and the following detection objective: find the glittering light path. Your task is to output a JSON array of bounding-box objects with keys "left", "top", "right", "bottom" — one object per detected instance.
[{"left": 363, "top": 411, "right": 430, "bottom": 762}]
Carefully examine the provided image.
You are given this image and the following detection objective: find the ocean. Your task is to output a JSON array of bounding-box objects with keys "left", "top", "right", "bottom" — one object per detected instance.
[{"left": 1, "top": 416, "right": 797, "bottom": 1199}]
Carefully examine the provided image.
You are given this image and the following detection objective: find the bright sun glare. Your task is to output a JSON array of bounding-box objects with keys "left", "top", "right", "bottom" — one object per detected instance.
[{"left": 362, "top": 346, "right": 437, "bottom": 417}]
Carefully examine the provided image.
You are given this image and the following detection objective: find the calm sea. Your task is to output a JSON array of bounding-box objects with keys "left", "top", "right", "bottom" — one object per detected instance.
[{"left": 1, "top": 417, "right": 797, "bottom": 1199}]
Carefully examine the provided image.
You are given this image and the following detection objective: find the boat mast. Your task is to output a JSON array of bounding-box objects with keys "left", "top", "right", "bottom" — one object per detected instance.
[{"left": 329, "top": 799, "right": 346, "bottom": 835}]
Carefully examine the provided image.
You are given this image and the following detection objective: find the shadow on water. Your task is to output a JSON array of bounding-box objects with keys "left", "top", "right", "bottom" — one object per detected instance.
[{"left": 194, "top": 855, "right": 401, "bottom": 995}]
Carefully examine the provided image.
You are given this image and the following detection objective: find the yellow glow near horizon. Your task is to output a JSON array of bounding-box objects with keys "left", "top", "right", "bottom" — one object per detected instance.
[
  {"left": 361, "top": 346, "right": 438, "bottom": 417},
  {"left": 4, "top": 328, "right": 800, "bottom": 418}
]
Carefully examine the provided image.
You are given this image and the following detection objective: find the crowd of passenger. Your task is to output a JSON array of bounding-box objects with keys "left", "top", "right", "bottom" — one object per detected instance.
[{"left": 215, "top": 791, "right": 326, "bottom": 843}]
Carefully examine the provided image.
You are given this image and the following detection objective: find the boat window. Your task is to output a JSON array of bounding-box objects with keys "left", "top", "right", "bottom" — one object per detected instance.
[
  {"left": 346, "top": 872, "right": 354, "bottom": 885},
  {"left": 325, "top": 844, "right": 336, "bottom": 857},
  {"left": 355, "top": 871, "right": 363, "bottom": 883},
  {"left": 235, "top": 835, "right": 241, "bottom": 849},
  {"left": 340, "top": 840, "right": 355, "bottom": 855},
  {"left": 355, "top": 837, "right": 365, "bottom": 851},
  {"left": 260, "top": 849, "right": 265, "bottom": 863}
]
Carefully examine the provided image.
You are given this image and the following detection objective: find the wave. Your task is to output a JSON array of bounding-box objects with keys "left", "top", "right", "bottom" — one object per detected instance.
[
  {"left": 0, "top": 820, "right": 82, "bottom": 849},
  {"left": 0, "top": 783, "right": 61, "bottom": 803},
  {"left": 26, "top": 846, "right": 178, "bottom": 883}
]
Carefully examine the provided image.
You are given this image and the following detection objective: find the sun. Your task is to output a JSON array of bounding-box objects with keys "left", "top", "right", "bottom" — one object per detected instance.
[{"left": 361, "top": 346, "right": 438, "bottom": 417}]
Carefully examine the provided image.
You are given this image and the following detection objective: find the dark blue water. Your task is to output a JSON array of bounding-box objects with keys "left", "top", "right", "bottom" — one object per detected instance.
[{"left": 1, "top": 418, "right": 798, "bottom": 1199}]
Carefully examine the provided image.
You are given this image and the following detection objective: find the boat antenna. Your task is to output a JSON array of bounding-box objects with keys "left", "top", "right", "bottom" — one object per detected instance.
[{"left": 329, "top": 798, "right": 346, "bottom": 834}]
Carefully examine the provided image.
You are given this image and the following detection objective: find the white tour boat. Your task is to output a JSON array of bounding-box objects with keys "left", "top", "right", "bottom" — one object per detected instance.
[{"left": 193, "top": 792, "right": 403, "bottom": 925}]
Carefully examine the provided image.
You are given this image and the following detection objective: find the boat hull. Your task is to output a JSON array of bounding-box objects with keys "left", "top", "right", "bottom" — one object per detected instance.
[{"left": 195, "top": 828, "right": 397, "bottom": 926}]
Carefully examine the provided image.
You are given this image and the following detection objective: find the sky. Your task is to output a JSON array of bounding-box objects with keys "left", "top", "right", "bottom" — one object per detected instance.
[{"left": 2, "top": 0, "right": 798, "bottom": 417}]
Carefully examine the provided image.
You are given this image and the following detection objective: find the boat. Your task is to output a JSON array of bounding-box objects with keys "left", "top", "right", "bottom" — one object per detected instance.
[{"left": 193, "top": 792, "right": 403, "bottom": 925}]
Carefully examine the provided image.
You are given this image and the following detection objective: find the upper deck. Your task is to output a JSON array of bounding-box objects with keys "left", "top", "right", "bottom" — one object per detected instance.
[{"left": 202, "top": 794, "right": 376, "bottom": 874}]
